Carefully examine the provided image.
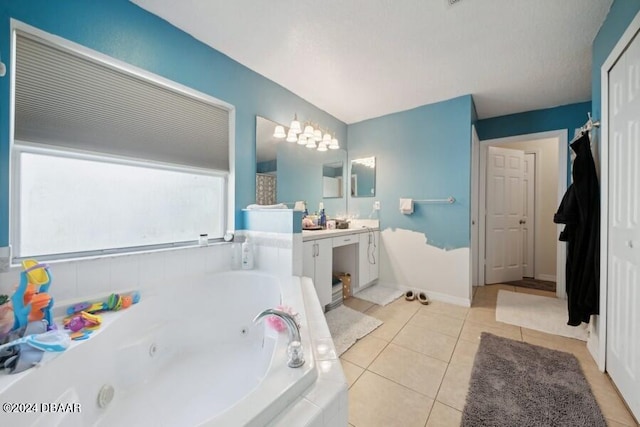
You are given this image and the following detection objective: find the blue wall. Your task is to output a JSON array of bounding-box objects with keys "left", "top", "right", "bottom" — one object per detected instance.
[
  {"left": 0, "top": 0, "right": 347, "bottom": 245},
  {"left": 347, "top": 95, "right": 473, "bottom": 250},
  {"left": 592, "top": 0, "right": 640, "bottom": 128},
  {"left": 475, "top": 101, "right": 591, "bottom": 142}
]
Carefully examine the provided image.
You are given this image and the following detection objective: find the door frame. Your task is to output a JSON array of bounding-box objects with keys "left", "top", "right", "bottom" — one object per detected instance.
[
  {"left": 476, "top": 130, "right": 567, "bottom": 299},
  {"left": 595, "top": 10, "right": 640, "bottom": 373},
  {"left": 523, "top": 151, "right": 537, "bottom": 278}
]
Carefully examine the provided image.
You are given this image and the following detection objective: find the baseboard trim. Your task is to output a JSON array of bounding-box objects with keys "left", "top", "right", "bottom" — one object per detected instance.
[{"left": 537, "top": 274, "right": 557, "bottom": 282}]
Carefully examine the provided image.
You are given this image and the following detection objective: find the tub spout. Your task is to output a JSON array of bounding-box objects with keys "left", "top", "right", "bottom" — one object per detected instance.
[{"left": 253, "top": 309, "right": 305, "bottom": 368}]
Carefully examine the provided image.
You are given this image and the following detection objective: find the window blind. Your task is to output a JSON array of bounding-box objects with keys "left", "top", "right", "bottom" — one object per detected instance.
[{"left": 14, "top": 32, "right": 230, "bottom": 171}]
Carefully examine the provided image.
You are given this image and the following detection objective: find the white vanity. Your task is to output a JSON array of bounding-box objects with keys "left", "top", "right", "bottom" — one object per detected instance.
[{"left": 302, "top": 220, "right": 380, "bottom": 310}]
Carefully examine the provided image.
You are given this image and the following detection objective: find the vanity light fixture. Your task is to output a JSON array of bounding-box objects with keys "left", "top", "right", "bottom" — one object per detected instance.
[{"left": 274, "top": 115, "right": 340, "bottom": 152}]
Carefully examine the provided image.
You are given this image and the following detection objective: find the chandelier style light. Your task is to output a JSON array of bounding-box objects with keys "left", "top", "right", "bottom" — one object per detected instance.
[{"left": 273, "top": 113, "right": 340, "bottom": 151}]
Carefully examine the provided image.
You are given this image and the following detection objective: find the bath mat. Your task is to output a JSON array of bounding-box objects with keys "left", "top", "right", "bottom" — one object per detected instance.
[
  {"left": 462, "top": 333, "right": 606, "bottom": 427},
  {"left": 496, "top": 290, "right": 588, "bottom": 341},
  {"left": 325, "top": 305, "right": 382, "bottom": 356},
  {"left": 354, "top": 284, "right": 403, "bottom": 306}
]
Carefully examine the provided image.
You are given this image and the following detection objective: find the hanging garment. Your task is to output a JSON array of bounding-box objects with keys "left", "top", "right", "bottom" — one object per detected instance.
[{"left": 554, "top": 133, "right": 600, "bottom": 326}]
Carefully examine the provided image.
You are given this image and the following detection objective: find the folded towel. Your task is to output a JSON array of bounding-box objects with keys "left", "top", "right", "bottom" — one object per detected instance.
[
  {"left": 245, "top": 203, "right": 289, "bottom": 210},
  {"left": 399, "top": 198, "right": 413, "bottom": 215}
]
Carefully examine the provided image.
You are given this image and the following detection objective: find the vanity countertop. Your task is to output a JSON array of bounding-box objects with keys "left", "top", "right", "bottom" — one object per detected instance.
[{"left": 302, "top": 226, "right": 379, "bottom": 241}]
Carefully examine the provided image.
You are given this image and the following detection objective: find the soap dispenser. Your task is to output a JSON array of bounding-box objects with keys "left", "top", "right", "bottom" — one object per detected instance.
[{"left": 241, "top": 237, "right": 254, "bottom": 270}]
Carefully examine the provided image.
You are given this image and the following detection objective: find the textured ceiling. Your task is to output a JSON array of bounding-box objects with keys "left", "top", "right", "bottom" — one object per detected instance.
[{"left": 131, "top": 0, "right": 612, "bottom": 124}]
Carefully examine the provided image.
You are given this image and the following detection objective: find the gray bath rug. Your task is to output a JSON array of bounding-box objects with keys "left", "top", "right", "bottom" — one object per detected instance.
[
  {"left": 462, "top": 333, "right": 606, "bottom": 427},
  {"left": 354, "top": 284, "right": 403, "bottom": 306},
  {"left": 325, "top": 305, "right": 383, "bottom": 355}
]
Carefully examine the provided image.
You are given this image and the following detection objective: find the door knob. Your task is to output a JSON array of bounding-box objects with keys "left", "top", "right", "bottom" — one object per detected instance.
[{"left": 519, "top": 219, "right": 526, "bottom": 224}]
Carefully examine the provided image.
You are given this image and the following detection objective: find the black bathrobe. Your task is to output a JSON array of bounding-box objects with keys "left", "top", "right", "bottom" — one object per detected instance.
[{"left": 554, "top": 134, "right": 600, "bottom": 326}]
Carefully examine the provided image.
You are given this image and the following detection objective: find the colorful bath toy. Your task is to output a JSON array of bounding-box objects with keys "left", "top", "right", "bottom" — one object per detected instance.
[
  {"left": 11, "top": 260, "right": 54, "bottom": 331},
  {"left": 0, "top": 330, "right": 70, "bottom": 353}
]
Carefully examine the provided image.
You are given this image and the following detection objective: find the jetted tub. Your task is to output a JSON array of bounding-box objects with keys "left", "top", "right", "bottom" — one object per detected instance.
[{"left": 0, "top": 271, "right": 318, "bottom": 426}]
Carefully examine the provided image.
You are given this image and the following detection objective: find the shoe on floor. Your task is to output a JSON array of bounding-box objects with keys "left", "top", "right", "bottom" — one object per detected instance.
[
  {"left": 405, "top": 290, "right": 415, "bottom": 301},
  {"left": 417, "top": 292, "right": 430, "bottom": 305}
]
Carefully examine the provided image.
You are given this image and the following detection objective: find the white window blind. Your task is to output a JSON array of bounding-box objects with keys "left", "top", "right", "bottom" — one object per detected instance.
[{"left": 14, "top": 32, "right": 230, "bottom": 171}]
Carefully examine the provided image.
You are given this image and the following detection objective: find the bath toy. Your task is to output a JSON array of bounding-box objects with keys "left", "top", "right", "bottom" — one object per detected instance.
[
  {"left": 266, "top": 305, "right": 300, "bottom": 332},
  {"left": 0, "top": 329, "right": 70, "bottom": 353},
  {"left": 66, "top": 302, "right": 91, "bottom": 316},
  {"left": 11, "top": 260, "right": 54, "bottom": 331}
]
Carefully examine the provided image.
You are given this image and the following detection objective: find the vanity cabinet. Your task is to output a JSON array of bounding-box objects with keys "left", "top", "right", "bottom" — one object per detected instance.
[
  {"left": 302, "top": 239, "right": 333, "bottom": 309},
  {"left": 358, "top": 230, "right": 380, "bottom": 288}
]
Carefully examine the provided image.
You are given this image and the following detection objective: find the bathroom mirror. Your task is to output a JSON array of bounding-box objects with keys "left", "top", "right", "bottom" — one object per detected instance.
[
  {"left": 255, "top": 116, "right": 347, "bottom": 214},
  {"left": 322, "top": 162, "right": 344, "bottom": 198},
  {"left": 350, "top": 156, "right": 376, "bottom": 197}
]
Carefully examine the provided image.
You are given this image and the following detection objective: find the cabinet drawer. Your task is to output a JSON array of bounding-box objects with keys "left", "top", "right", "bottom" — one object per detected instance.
[{"left": 333, "top": 235, "right": 357, "bottom": 247}]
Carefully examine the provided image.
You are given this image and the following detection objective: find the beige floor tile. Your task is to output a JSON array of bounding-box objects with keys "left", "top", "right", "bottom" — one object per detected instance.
[
  {"left": 419, "top": 301, "right": 469, "bottom": 320},
  {"left": 592, "top": 387, "right": 638, "bottom": 426},
  {"left": 349, "top": 371, "right": 433, "bottom": 427},
  {"left": 459, "top": 319, "right": 522, "bottom": 343},
  {"left": 392, "top": 324, "right": 458, "bottom": 362},
  {"left": 365, "top": 299, "right": 420, "bottom": 324},
  {"left": 341, "top": 358, "right": 365, "bottom": 388},
  {"left": 344, "top": 297, "right": 375, "bottom": 313},
  {"left": 408, "top": 311, "right": 464, "bottom": 338},
  {"left": 513, "top": 287, "right": 557, "bottom": 297},
  {"left": 449, "top": 339, "right": 480, "bottom": 367},
  {"left": 606, "top": 417, "right": 636, "bottom": 426},
  {"left": 470, "top": 294, "right": 497, "bottom": 309},
  {"left": 368, "top": 343, "right": 448, "bottom": 398},
  {"left": 474, "top": 284, "right": 516, "bottom": 297},
  {"left": 436, "top": 363, "right": 473, "bottom": 411},
  {"left": 341, "top": 334, "right": 388, "bottom": 369},
  {"left": 426, "top": 401, "right": 463, "bottom": 427},
  {"left": 369, "top": 318, "right": 405, "bottom": 341}
]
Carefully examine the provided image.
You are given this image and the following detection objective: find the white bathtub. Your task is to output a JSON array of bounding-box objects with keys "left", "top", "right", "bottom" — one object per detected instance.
[{"left": 0, "top": 271, "right": 321, "bottom": 426}]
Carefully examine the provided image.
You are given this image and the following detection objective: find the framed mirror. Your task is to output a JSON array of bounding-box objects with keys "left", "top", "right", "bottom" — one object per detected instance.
[
  {"left": 350, "top": 156, "right": 376, "bottom": 197},
  {"left": 322, "top": 162, "right": 344, "bottom": 198}
]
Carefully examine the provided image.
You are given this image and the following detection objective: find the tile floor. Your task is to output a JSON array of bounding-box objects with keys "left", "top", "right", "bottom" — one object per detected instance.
[{"left": 340, "top": 284, "right": 638, "bottom": 427}]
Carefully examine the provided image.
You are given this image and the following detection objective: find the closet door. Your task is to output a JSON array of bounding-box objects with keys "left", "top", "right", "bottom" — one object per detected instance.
[{"left": 607, "top": 30, "right": 640, "bottom": 420}]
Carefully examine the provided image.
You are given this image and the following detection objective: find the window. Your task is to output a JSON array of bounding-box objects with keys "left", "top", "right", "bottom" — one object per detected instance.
[{"left": 11, "top": 24, "right": 233, "bottom": 260}]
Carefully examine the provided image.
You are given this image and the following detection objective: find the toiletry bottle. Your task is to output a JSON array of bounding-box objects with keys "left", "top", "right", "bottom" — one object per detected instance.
[
  {"left": 241, "top": 238, "right": 254, "bottom": 270},
  {"left": 320, "top": 209, "right": 326, "bottom": 229}
]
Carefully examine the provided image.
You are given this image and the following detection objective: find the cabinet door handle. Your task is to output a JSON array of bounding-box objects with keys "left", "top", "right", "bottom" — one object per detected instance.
[
  {"left": 314, "top": 243, "right": 319, "bottom": 257},
  {"left": 343, "top": 238, "right": 351, "bottom": 242}
]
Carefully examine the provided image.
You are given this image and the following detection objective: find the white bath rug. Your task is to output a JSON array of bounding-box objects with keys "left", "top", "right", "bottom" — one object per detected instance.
[
  {"left": 354, "top": 284, "right": 404, "bottom": 306},
  {"left": 496, "top": 290, "right": 589, "bottom": 341},
  {"left": 325, "top": 305, "right": 383, "bottom": 356}
]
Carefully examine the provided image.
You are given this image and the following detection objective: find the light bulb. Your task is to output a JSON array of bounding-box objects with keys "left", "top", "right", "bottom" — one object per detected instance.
[
  {"left": 313, "top": 129, "right": 322, "bottom": 141},
  {"left": 317, "top": 143, "right": 328, "bottom": 152},
  {"left": 273, "top": 125, "right": 286, "bottom": 138},
  {"left": 286, "top": 129, "right": 297, "bottom": 142},
  {"left": 303, "top": 125, "right": 314, "bottom": 138},
  {"left": 305, "top": 139, "right": 317, "bottom": 149},
  {"left": 297, "top": 134, "right": 307, "bottom": 145},
  {"left": 290, "top": 114, "right": 301, "bottom": 134}
]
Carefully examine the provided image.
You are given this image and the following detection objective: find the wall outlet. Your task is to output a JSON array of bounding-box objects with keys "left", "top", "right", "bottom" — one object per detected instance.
[{"left": 373, "top": 201, "right": 381, "bottom": 210}]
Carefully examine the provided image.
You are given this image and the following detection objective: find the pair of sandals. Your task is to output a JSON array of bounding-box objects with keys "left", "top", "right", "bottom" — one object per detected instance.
[{"left": 404, "top": 290, "right": 430, "bottom": 305}]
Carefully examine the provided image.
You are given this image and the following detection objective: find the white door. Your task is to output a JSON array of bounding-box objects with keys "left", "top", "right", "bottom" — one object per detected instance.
[
  {"left": 485, "top": 146, "right": 525, "bottom": 284},
  {"left": 606, "top": 29, "right": 640, "bottom": 419},
  {"left": 523, "top": 153, "right": 535, "bottom": 278}
]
